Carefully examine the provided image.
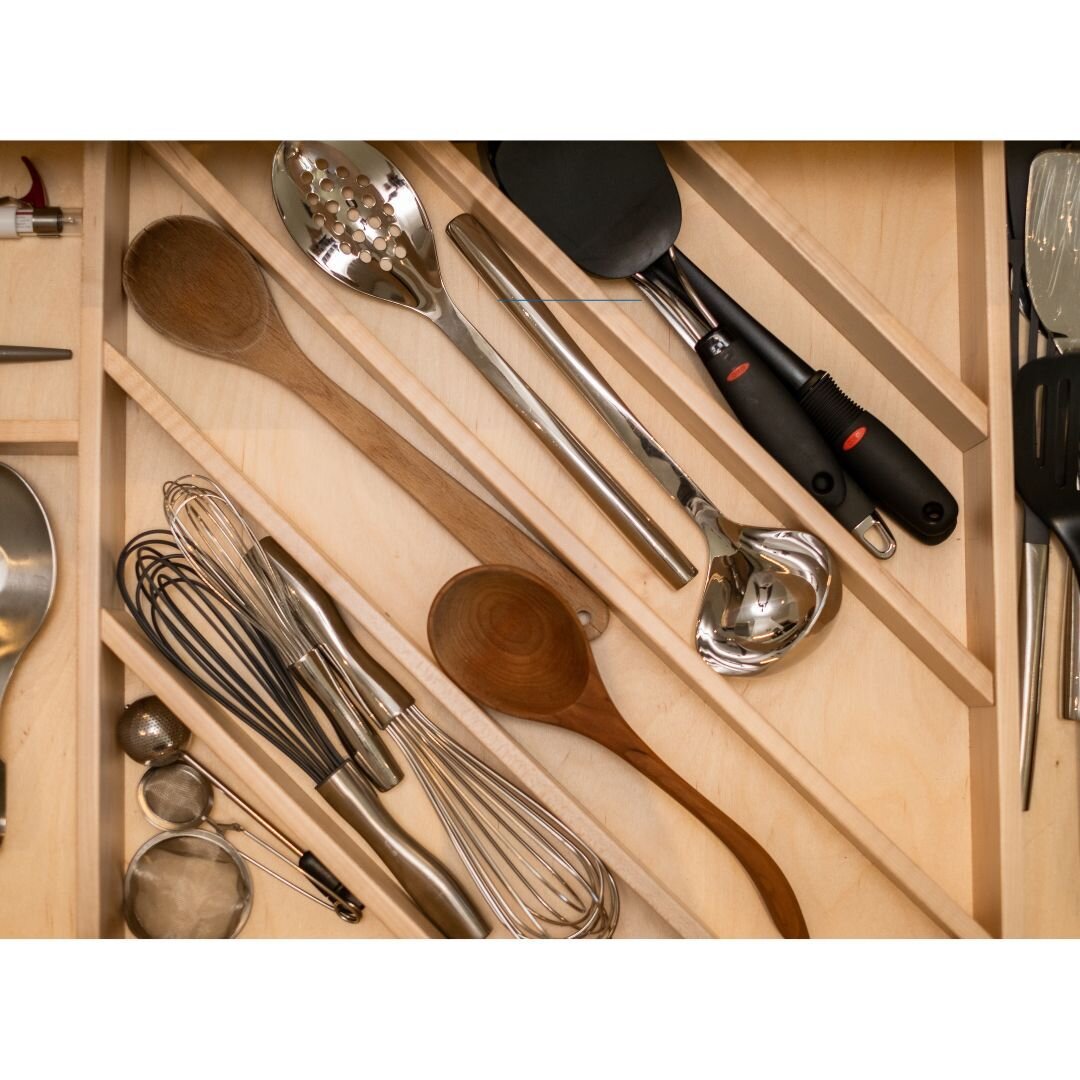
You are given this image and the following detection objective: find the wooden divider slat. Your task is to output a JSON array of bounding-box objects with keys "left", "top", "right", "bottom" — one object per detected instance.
[
  {"left": 0, "top": 419, "right": 78, "bottom": 454},
  {"left": 75, "top": 142, "right": 130, "bottom": 938},
  {"left": 955, "top": 142, "right": 1022, "bottom": 937},
  {"left": 668, "top": 141, "right": 989, "bottom": 450}
]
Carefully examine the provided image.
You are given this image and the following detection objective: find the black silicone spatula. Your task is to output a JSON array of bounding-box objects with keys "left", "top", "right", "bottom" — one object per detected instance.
[
  {"left": 1015, "top": 356, "right": 1080, "bottom": 580},
  {"left": 488, "top": 140, "right": 957, "bottom": 546}
]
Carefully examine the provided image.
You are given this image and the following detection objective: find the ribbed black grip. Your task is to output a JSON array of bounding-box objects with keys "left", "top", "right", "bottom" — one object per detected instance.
[
  {"left": 799, "top": 371, "right": 958, "bottom": 543},
  {"left": 299, "top": 851, "right": 365, "bottom": 916},
  {"left": 695, "top": 333, "right": 847, "bottom": 511}
]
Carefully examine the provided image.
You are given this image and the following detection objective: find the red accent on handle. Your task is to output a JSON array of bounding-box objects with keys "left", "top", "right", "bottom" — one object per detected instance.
[
  {"left": 842, "top": 426, "right": 867, "bottom": 451},
  {"left": 18, "top": 157, "right": 48, "bottom": 209},
  {"left": 726, "top": 362, "right": 750, "bottom": 382}
]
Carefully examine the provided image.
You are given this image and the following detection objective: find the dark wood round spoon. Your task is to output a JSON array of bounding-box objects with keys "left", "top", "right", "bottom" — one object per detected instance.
[
  {"left": 428, "top": 564, "right": 809, "bottom": 938},
  {"left": 121, "top": 215, "right": 607, "bottom": 635}
]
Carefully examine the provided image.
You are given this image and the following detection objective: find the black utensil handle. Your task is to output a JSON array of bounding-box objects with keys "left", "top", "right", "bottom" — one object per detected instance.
[
  {"left": 671, "top": 248, "right": 814, "bottom": 391},
  {"left": 799, "top": 371, "right": 958, "bottom": 542},
  {"left": 299, "top": 851, "right": 365, "bottom": 915},
  {"left": 695, "top": 332, "right": 846, "bottom": 510}
]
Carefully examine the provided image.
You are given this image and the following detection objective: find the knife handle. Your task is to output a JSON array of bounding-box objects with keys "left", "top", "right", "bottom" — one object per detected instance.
[{"left": 798, "top": 371, "right": 958, "bottom": 543}]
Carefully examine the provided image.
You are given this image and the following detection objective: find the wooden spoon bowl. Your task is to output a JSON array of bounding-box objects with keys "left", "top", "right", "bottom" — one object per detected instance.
[{"left": 428, "top": 564, "right": 809, "bottom": 938}]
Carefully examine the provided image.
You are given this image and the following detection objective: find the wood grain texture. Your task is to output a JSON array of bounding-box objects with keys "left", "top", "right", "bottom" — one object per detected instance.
[
  {"left": 668, "top": 141, "right": 988, "bottom": 449},
  {"left": 0, "top": 144, "right": 82, "bottom": 423},
  {"left": 954, "top": 142, "right": 1023, "bottom": 937},
  {"left": 0, "top": 418, "right": 77, "bottom": 454},
  {"left": 75, "top": 142, "right": 129, "bottom": 937},
  {"left": 428, "top": 565, "right": 809, "bottom": 938}
]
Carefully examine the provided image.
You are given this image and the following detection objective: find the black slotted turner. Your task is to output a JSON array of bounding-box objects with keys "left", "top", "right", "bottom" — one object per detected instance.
[{"left": 1015, "top": 356, "right": 1080, "bottom": 575}]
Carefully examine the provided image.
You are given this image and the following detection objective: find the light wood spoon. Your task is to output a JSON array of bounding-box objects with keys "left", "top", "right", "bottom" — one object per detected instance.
[
  {"left": 428, "top": 564, "right": 809, "bottom": 938},
  {"left": 121, "top": 215, "right": 607, "bottom": 636}
]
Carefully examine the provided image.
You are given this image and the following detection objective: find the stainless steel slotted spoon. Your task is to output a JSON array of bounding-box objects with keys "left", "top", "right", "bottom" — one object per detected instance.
[
  {"left": 271, "top": 141, "right": 836, "bottom": 675},
  {"left": 271, "top": 140, "right": 694, "bottom": 591}
]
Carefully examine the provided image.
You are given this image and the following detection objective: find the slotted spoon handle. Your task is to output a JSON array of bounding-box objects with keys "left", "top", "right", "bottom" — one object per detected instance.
[{"left": 266, "top": 340, "right": 609, "bottom": 637}]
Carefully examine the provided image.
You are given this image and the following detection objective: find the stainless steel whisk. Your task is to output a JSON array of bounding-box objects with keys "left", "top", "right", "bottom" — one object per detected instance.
[
  {"left": 263, "top": 538, "right": 620, "bottom": 939},
  {"left": 162, "top": 475, "right": 401, "bottom": 793}
]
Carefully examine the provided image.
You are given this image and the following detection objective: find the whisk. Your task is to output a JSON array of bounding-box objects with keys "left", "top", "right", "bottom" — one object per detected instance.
[
  {"left": 263, "top": 537, "right": 619, "bottom": 938},
  {"left": 161, "top": 475, "right": 401, "bottom": 794},
  {"left": 116, "top": 527, "right": 489, "bottom": 939}
]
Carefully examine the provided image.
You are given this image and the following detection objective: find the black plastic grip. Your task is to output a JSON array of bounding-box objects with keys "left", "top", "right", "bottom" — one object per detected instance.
[
  {"left": 299, "top": 851, "right": 365, "bottom": 916},
  {"left": 695, "top": 332, "right": 846, "bottom": 510},
  {"left": 799, "top": 371, "right": 958, "bottom": 543}
]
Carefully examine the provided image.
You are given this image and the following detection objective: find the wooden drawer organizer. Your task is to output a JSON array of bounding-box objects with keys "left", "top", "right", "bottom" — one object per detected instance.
[{"left": 1, "top": 140, "right": 1058, "bottom": 937}]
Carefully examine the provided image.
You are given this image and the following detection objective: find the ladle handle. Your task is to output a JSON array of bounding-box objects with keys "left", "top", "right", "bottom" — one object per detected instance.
[
  {"left": 273, "top": 347, "right": 610, "bottom": 636},
  {"left": 616, "top": 733, "right": 808, "bottom": 938},
  {"left": 432, "top": 295, "right": 697, "bottom": 590}
]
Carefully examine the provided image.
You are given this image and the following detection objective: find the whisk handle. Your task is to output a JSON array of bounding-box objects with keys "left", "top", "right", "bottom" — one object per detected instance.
[
  {"left": 262, "top": 538, "right": 414, "bottom": 725},
  {"left": 317, "top": 762, "right": 490, "bottom": 940},
  {"left": 292, "top": 648, "right": 403, "bottom": 791}
]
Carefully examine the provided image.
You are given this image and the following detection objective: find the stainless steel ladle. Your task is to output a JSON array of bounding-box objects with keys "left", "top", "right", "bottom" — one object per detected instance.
[
  {"left": 271, "top": 140, "right": 837, "bottom": 674},
  {"left": 0, "top": 463, "right": 57, "bottom": 845}
]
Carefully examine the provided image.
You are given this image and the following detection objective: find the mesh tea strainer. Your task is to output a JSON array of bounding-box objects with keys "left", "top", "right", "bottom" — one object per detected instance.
[{"left": 124, "top": 829, "right": 253, "bottom": 939}]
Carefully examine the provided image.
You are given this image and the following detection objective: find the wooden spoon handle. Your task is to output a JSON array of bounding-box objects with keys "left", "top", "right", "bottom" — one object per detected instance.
[
  {"left": 274, "top": 348, "right": 609, "bottom": 635},
  {"left": 619, "top": 738, "right": 809, "bottom": 938}
]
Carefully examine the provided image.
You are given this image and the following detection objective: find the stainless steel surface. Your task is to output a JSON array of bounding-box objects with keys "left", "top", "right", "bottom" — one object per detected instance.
[
  {"left": 1019, "top": 541, "right": 1049, "bottom": 811},
  {"left": 1027, "top": 151, "right": 1080, "bottom": 355},
  {"left": 263, "top": 538, "right": 619, "bottom": 938},
  {"left": 317, "top": 761, "right": 490, "bottom": 940},
  {"left": 1062, "top": 575, "right": 1080, "bottom": 721},
  {"left": 0, "top": 463, "right": 57, "bottom": 847},
  {"left": 118, "top": 698, "right": 363, "bottom": 921},
  {"left": 137, "top": 761, "right": 360, "bottom": 920},
  {"left": 271, "top": 140, "right": 697, "bottom": 591},
  {"left": 444, "top": 216, "right": 836, "bottom": 675},
  {"left": 1026, "top": 149, "right": 1080, "bottom": 733},
  {"left": 123, "top": 829, "right": 254, "bottom": 939},
  {"left": 163, "top": 475, "right": 402, "bottom": 791},
  {"left": 262, "top": 538, "right": 414, "bottom": 724}
]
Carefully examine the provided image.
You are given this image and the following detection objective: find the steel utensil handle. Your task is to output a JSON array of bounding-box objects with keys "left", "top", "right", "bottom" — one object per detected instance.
[
  {"left": 670, "top": 249, "right": 959, "bottom": 543},
  {"left": 432, "top": 297, "right": 698, "bottom": 590},
  {"left": 1019, "top": 539, "right": 1049, "bottom": 811},
  {"left": 261, "top": 538, "right": 414, "bottom": 727},
  {"left": 317, "top": 762, "right": 490, "bottom": 939}
]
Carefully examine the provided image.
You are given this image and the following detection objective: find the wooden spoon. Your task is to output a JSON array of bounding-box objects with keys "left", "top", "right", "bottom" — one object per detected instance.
[
  {"left": 121, "top": 215, "right": 607, "bottom": 636},
  {"left": 428, "top": 564, "right": 809, "bottom": 938}
]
